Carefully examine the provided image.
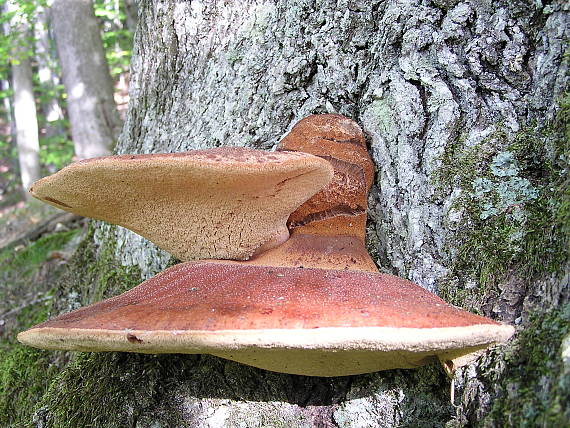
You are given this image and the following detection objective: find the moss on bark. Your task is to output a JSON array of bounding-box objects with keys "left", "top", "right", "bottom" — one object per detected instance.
[
  {"left": 487, "top": 303, "right": 570, "bottom": 427},
  {"left": 435, "top": 94, "right": 569, "bottom": 312},
  {"left": 433, "top": 94, "right": 569, "bottom": 426}
]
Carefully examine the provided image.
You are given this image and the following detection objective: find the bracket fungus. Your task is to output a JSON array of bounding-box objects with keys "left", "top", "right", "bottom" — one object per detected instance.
[
  {"left": 18, "top": 114, "right": 515, "bottom": 377},
  {"left": 28, "top": 148, "right": 333, "bottom": 261}
]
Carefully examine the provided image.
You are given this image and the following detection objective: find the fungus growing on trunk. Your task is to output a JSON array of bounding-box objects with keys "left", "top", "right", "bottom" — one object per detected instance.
[
  {"left": 28, "top": 148, "right": 333, "bottom": 261},
  {"left": 18, "top": 115, "right": 515, "bottom": 377},
  {"left": 18, "top": 261, "right": 513, "bottom": 376}
]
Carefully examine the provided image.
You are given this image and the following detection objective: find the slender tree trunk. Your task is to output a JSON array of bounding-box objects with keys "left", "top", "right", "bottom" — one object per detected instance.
[
  {"left": 11, "top": 30, "right": 41, "bottom": 194},
  {"left": 50, "top": 0, "right": 122, "bottom": 159},
  {"left": 35, "top": 6, "right": 65, "bottom": 142},
  {"left": 36, "top": 1, "right": 569, "bottom": 426}
]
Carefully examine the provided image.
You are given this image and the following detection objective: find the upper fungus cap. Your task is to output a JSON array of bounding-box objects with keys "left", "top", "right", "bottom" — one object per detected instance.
[
  {"left": 28, "top": 147, "right": 333, "bottom": 261},
  {"left": 18, "top": 261, "right": 515, "bottom": 377}
]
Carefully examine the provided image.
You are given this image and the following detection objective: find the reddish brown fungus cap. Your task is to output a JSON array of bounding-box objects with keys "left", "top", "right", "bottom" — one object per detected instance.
[
  {"left": 279, "top": 114, "right": 374, "bottom": 240},
  {"left": 29, "top": 147, "right": 333, "bottom": 261},
  {"left": 234, "top": 232, "right": 379, "bottom": 272},
  {"left": 18, "top": 261, "right": 514, "bottom": 376}
]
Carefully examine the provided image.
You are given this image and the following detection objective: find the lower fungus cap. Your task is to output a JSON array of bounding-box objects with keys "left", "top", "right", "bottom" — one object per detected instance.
[{"left": 18, "top": 261, "right": 515, "bottom": 377}]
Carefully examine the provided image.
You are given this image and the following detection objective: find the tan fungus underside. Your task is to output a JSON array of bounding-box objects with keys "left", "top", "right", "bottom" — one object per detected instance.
[
  {"left": 29, "top": 148, "right": 333, "bottom": 261},
  {"left": 18, "top": 324, "right": 514, "bottom": 376}
]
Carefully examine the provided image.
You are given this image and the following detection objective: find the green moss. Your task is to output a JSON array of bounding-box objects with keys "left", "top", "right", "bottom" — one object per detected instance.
[
  {"left": 0, "top": 302, "right": 59, "bottom": 427},
  {"left": 0, "top": 345, "right": 58, "bottom": 427},
  {"left": 434, "top": 95, "right": 569, "bottom": 309},
  {"left": 36, "top": 353, "right": 191, "bottom": 428},
  {"left": 334, "top": 365, "right": 453, "bottom": 428},
  {"left": 483, "top": 303, "right": 570, "bottom": 427}
]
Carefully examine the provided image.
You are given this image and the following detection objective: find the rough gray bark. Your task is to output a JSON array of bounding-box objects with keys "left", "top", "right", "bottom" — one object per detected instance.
[
  {"left": 50, "top": 0, "right": 122, "bottom": 159},
  {"left": 10, "top": 26, "right": 41, "bottom": 193},
  {"left": 85, "top": 0, "right": 567, "bottom": 426}
]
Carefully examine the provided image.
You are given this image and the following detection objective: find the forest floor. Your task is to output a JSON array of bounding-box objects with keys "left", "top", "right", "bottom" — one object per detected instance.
[
  {"left": 0, "top": 197, "right": 85, "bottom": 319},
  {"left": 0, "top": 200, "right": 59, "bottom": 247},
  {"left": 0, "top": 198, "right": 87, "bottom": 425}
]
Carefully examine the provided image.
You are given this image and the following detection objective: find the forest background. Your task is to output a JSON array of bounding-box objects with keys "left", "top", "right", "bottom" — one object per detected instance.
[
  {"left": 1, "top": 0, "right": 138, "bottom": 425},
  {"left": 0, "top": 0, "right": 568, "bottom": 427}
]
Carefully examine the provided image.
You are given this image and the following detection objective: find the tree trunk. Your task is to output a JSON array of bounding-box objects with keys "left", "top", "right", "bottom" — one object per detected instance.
[
  {"left": 35, "top": 6, "right": 65, "bottom": 144},
  {"left": 36, "top": 0, "right": 569, "bottom": 426},
  {"left": 11, "top": 28, "right": 41, "bottom": 194},
  {"left": 50, "top": 0, "right": 122, "bottom": 159}
]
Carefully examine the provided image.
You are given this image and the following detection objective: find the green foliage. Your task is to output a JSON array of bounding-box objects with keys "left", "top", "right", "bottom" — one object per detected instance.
[
  {"left": 0, "top": 136, "right": 20, "bottom": 207},
  {"left": 434, "top": 95, "right": 569, "bottom": 308},
  {"left": 39, "top": 132, "right": 74, "bottom": 171},
  {"left": 0, "top": 0, "right": 45, "bottom": 77},
  {"left": 0, "top": 2, "right": 45, "bottom": 205},
  {"left": 94, "top": 0, "right": 133, "bottom": 79},
  {"left": 0, "top": 0, "right": 133, "bottom": 80}
]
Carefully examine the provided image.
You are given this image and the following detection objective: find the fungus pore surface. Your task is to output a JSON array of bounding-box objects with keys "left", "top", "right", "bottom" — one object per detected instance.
[{"left": 29, "top": 147, "right": 333, "bottom": 261}]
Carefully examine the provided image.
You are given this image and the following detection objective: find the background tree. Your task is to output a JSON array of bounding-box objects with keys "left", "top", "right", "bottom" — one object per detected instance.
[
  {"left": 50, "top": 0, "right": 122, "bottom": 159},
  {"left": 34, "top": 4, "right": 65, "bottom": 168},
  {"left": 0, "top": 0, "right": 132, "bottom": 201},
  {"left": 7, "top": 2, "right": 40, "bottom": 194},
  {"left": 0, "top": 0, "right": 568, "bottom": 426}
]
